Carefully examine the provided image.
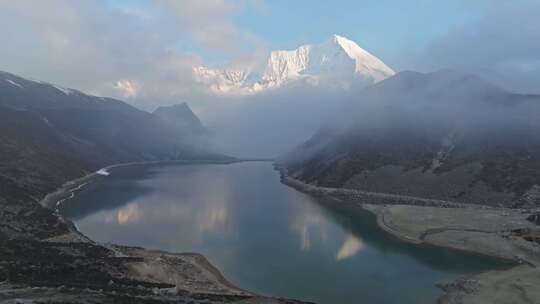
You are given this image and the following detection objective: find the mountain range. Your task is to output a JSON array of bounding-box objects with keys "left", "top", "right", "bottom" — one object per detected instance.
[
  {"left": 281, "top": 70, "right": 540, "bottom": 208},
  {"left": 194, "top": 35, "right": 395, "bottom": 94},
  {"left": 0, "top": 70, "right": 223, "bottom": 218},
  {"left": 4, "top": 60, "right": 540, "bottom": 210}
]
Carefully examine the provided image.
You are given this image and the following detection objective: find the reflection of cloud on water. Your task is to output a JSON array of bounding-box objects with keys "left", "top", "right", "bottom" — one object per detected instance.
[
  {"left": 190, "top": 175, "right": 232, "bottom": 235},
  {"left": 336, "top": 235, "right": 364, "bottom": 261},
  {"left": 78, "top": 165, "right": 242, "bottom": 251},
  {"left": 104, "top": 203, "right": 143, "bottom": 225},
  {"left": 196, "top": 204, "right": 229, "bottom": 233},
  {"left": 290, "top": 202, "right": 328, "bottom": 251},
  {"left": 121, "top": 172, "right": 232, "bottom": 240},
  {"left": 100, "top": 195, "right": 231, "bottom": 235},
  {"left": 300, "top": 226, "right": 311, "bottom": 250},
  {"left": 117, "top": 203, "right": 143, "bottom": 224}
]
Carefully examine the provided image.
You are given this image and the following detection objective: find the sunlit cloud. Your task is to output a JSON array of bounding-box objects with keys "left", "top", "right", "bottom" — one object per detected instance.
[
  {"left": 0, "top": 0, "right": 266, "bottom": 112},
  {"left": 114, "top": 80, "right": 141, "bottom": 98}
]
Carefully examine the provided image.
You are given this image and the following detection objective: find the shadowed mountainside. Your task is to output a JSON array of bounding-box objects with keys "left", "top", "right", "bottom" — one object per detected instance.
[
  {"left": 0, "top": 71, "right": 229, "bottom": 213},
  {"left": 281, "top": 70, "right": 540, "bottom": 208},
  {"left": 153, "top": 103, "right": 206, "bottom": 134},
  {"left": 0, "top": 71, "right": 285, "bottom": 303}
]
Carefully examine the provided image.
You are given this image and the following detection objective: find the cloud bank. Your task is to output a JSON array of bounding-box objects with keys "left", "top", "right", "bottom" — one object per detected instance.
[
  {"left": 420, "top": 1, "right": 540, "bottom": 94},
  {"left": 0, "top": 0, "right": 265, "bottom": 112},
  {"left": 1, "top": 1, "right": 538, "bottom": 158}
]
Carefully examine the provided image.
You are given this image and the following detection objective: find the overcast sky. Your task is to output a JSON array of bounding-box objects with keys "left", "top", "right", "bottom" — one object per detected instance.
[{"left": 0, "top": 0, "right": 538, "bottom": 113}]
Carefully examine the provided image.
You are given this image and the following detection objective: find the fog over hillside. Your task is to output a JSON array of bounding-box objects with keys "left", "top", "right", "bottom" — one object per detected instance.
[
  {"left": 195, "top": 34, "right": 395, "bottom": 157},
  {"left": 1, "top": 1, "right": 539, "bottom": 161},
  {"left": 281, "top": 70, "right": 540, "bottom": 207},
  {"left": 2, "top": 2, "right": 540, "bottom": 304},
  {"left": 204, "top": 85, "right": 356, "bottom": 158}
]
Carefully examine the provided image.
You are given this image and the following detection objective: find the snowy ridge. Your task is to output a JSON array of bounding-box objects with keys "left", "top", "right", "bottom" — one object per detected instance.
[
  {"left": 52, "top": 84, "right": 73, "bottom": 95},
  {"left": 194, "top": 35, "right": 395, "bottom": 94},
  {"left": 261, "top": 45, "right": 312, "bottom": 84},
  {"left": 5, "top": 79, "right": 23, "bottom": 88},
  {"left": 331, "top": 35, "right": 395, "bottom": 81},
  {"left": 193, "top": 66, "right": 253, "bottom": 93},
  {"left": 0, "top": 70, "right": 94, "bottom": 99}
]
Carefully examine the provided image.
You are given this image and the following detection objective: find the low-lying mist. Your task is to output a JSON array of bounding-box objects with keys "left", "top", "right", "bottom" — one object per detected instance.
[
  {"left": 201, "top": 84, "right": 359, "bottom": 159},
  {"left": 281, "top": 70, "right": 540, "bottom": 168},
  {"left": 199, "top": 69, "right": 540, "bottom": 160}
]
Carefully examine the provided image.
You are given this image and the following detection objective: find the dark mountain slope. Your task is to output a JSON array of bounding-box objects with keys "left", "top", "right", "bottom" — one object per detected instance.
[
  {"left": 0, "top": 70, "right": 229, "bottom": 239},
  {"left": 0, "top": 106, "right": 90, "bottom": 201},
  {"left": 153, "top": 103, "right": 206, "bottom": 134},
  {"left": 282, "top": 70, "right": 540, "bottom": 208},
  {"left": 0, "top": 72, "right": 310, "bottom": 304}
]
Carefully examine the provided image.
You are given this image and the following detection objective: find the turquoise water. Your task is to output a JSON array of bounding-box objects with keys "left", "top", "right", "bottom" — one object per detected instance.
[{"left": 61, "top": 162, "right": 505, "bottom": 304}]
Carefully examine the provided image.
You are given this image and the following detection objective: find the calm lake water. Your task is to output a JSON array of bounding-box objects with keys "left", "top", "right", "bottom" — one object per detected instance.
[{"left": 61, "top": 162, "right": 504, "bottom": 304}]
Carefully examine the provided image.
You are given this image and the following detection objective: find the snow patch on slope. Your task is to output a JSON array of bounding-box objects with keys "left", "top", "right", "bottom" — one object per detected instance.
[
  {"left": 52, "top": 84, "right": 73, "bottom": 95},
  {"left": 5, "top": 79, "right": 23, "bottom": 88}
]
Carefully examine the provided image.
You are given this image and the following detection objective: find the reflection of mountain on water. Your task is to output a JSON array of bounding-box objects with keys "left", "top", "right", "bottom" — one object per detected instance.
[
  {"left": 64, "top": 162, "right": 506, "bottom": 304},
  {"left": 60, "top": 166, "right": 155, "bottom": 220},
  {"left": 311, "top": 197, "right": 508, "bottom": 273}
]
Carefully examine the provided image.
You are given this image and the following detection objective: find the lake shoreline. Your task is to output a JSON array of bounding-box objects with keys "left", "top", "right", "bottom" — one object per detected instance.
[
  {"left": 19, "top": 159, "right": 307, "bottom": 304},
  {"left": 30, "top": 159, "right": 540, "bottom": 304},
  {"left": 276, "top": 165, "right": 540, "bottom": 304},
  {"left": 40, "top": 159, "right": 244, "bottom": 210}
]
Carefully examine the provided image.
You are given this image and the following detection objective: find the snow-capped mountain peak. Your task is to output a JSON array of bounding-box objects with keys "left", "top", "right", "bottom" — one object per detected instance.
[
  {"left": 329, "top": 34, "right": 395, "bottom": 80},
  {"left": 193, "top": 35, "right": 395, "bottom": 94}
]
